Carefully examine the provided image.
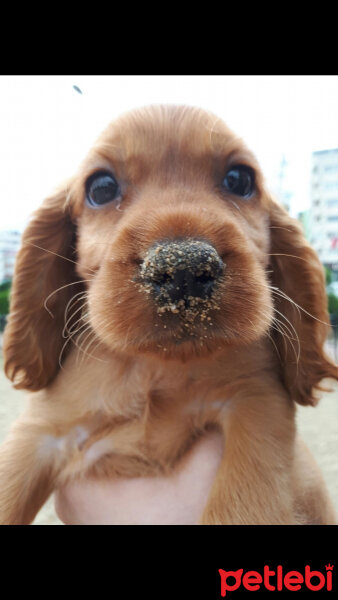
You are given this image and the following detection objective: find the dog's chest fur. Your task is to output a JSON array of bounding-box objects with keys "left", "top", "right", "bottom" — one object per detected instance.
[{"left": 34, "top": 341, "right": 275, "bottom": 481}]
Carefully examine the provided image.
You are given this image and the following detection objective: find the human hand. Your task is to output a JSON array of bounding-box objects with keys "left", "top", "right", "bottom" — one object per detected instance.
[{"left": 54, "top": 429, "right": 224, "bottom": 525}]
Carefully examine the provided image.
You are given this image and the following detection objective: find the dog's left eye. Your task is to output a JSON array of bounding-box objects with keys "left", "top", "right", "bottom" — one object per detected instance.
[
  {"left": 222, "top": 165, "right": 255, "bottom": 198},
  {"left": 86, "top": 172, "right": 120, "bottom": 207}
]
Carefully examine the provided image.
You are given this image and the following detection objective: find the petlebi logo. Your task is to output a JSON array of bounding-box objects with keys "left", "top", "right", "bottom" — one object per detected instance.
[{"left": 219, "top": 564, "right": 334, "bottom": 595}]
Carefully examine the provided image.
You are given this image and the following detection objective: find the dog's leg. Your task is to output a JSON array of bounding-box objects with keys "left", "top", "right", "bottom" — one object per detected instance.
[
  {"left": 0, "top": 411, "right": 90, "bottom": 525},
  {"left": 0, "top": 406, "right": 150, "bottom": 524},
  {"left": 291, "top": 437, "right": 337, "bottom": 525},
  {"left": 200, "top": 386, "right": 297, "bottom": 524},
  {"left": 0, "top": 421, "right": 56, "bottom": 524}
]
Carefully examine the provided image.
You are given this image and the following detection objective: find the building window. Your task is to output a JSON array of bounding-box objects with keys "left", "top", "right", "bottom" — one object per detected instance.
[{"left": 324, "top": 181, "right": 338, "bottom": 190}]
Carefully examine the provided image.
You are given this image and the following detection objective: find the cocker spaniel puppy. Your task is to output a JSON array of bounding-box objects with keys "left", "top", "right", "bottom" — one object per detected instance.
[{"left": 1, "top": 105, "right": 337, "bottom": 525}]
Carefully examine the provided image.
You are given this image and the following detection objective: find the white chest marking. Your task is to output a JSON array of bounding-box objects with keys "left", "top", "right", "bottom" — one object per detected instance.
[
  {"left": 39, "top": 426, "right": 89, "bottom": 459},
  {"left": 84, "top": 436, "right": 115, "bottom": 466}
]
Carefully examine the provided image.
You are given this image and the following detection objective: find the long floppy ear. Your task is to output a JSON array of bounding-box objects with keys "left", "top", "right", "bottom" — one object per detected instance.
[
  {"left": 268, "top": 197, "right": 338, "bottom": 405},
  {"left": 3, "top": 181, "right": 83, "bottom": 391}
]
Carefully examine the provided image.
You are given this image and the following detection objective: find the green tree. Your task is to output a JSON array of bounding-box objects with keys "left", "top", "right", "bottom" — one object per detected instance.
[
  {"left": 325, "top": 266, "right": 333, "bottom": 286},
  {"left": 328, "top": 292, "right": 338, "bottom": 315},
  {"left": 0, "top": 280, "right": 11, "bottom": 331}
]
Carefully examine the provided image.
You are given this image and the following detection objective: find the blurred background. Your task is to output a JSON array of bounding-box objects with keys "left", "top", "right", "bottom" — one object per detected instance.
[{"left": 0, "top": 75, "right": 337, "bottom": 524}]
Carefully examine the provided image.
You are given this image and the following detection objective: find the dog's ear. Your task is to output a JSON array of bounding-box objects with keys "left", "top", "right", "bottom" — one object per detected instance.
[
  {"left": 267, "top": 197, "right": 338, "bottom": 405},
  {"left": 3, "top": 181, "right": 84, "bottom": 391}
]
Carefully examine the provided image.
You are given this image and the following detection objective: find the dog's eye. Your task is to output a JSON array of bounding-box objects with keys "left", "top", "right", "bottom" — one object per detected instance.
[
  {"left": 223, "top": 166, "right": 255, "bottom": 198},
  {"left": 86, "top": 172, "right": 120, "bottom": 207}
]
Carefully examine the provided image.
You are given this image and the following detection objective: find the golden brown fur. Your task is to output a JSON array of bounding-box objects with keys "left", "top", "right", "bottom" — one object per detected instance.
[{"left": 1, "top": 104, "right": 337, "bottom": 524}]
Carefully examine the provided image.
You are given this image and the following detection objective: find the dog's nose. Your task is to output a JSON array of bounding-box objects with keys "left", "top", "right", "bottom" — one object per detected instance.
[{"left": 140, "top": 240, "right": 224, "bottom": 304}]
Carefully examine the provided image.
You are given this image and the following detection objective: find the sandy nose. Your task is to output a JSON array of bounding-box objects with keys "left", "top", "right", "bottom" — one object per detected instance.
[{"left": 140, "top": 239, "right": 224, "bottom": 303}]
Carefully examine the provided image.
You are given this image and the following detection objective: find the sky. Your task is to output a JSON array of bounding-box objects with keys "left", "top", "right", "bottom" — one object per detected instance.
[{"left": 1, "top": 74, "right": 338, "bottom": 231}]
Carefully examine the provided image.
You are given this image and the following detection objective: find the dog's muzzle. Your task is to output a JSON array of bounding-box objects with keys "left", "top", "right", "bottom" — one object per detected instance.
[{"left": 139, "top": 239, "right": 224, "bottom": 311}]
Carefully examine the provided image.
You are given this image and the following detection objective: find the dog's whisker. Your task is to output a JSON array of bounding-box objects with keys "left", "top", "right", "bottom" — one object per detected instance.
[
  {"left": 63, "top": 298, "right": 88, "bottom": 336},
  {"left": 59, "top": 314, "right": 108, "bottom": 368},
  {"left": 269, "top": 318, "right": 289, "bottom": 355},
  {"left": 268, "top": 252, "right": 313, "bottom": 265},
  {"left": 273, "top": 287, "right": 331, "bottom": 327},
  {"left": 65, "top": 296, "right": 88, "bottom": 323},
  {"left": 271, "top": 315, "right": 300, "bottom": 370},
  {"left": 64, "top": 293, "right": 88, "bottom": 329},
  {"left": 269, "top": 286, "right": 301, "bottom": 318},
  {"left": 62, "top": 313, "right": 109, "bottom": 365},
  {"left": 58, "top": 319, "right": 90, "bottom": 370},
  {"left": 80, "top": 330, "right": 107, "bottom": 365},
  {"left": 268, "top": 272, "right": 331, "bottom": 325},
  {"left": 271, "top": 317, "right": 293, "bottom": 346},
  {"left": 75, "top": 325, "right": 96, "bottom": 367},
  {"left": 273, "top": 308, "right": 299, "bottom": 340},
  {"left": 273, "top": 314, "right": 301, "bottom": 367},
  {"left": 76, "top": 333, "right": 107, "bottom": 364},
  {"left": 44, "top": 280, "right": 91, "bottom": 318},
  {"left": 62, "top": 310, "right": 88, "bottom": 340},
  {"left": 265, "top": 329, "right": 282, "bottom": 362},
  {"left": 58, "top": 293, "right": 91, "bottom": 364},
  {"left": 271, "top": 311, "right": 299, "bottom": 345},
  {"left": 24, "top": 241, "right": 97, "bottom": 274},
  {"left": 268, "top": 226, "right": 294, "bottom": 233},
  {"left": 64, "top": 290, "right": 88, "bottom": 314},
  {"left": 75, "top": 322, "right": 93, "bottom": 347},
  {"left": 265, "top": 281, "right": 310, "bottom": 326},
  {"left": 271, "top": 324, "right": 297, "bottom": 369},
  {"left": 262, "top": 280, "right": 323, "bottom": 368},
  {"left": 78, "top": 329, "right": 97, "bottom": 367},
  {"left": 270, "top": 316, "right": 293, "bottom": 340},
  {"left": 254, "top": 291, "right": 297, "bottom": 365}
]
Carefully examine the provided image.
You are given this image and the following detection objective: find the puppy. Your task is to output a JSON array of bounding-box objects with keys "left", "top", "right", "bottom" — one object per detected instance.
[{"left": 1, "top": 105, "right": 337, "bottom": 524}]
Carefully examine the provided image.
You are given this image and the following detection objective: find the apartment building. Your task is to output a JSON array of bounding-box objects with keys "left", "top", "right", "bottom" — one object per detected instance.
[
  {"left": 310, "top": 148, "right": 338, "bottom": 277},
  {"left": 0, "top": 230, "right": 21, "bottom": 283}
]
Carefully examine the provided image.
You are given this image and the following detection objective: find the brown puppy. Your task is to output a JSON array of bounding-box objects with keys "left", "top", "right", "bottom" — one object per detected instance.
[{"left": 1, "top": 105, "right": 337, "bottom": 524}]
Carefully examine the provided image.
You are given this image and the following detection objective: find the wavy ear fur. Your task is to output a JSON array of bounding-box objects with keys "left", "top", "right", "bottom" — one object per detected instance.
[
  {"left": 268, "top": 197, "right": 338, "bottom": 405},
  {"left": 3, "top": 182, "right": 82, "bottom": 391}
]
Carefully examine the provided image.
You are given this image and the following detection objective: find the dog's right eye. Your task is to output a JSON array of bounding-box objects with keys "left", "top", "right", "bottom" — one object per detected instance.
[
  {"left": 86, "top": 172, "right": 120, "bottom": 207},
  {"left": 222, "top": 165, "right": 255, "bottom": 198}
]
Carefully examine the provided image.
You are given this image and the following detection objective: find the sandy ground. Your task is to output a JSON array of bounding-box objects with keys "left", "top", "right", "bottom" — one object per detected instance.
[{"left": 0, "top": 342, "right": 337, "bottom": 525}]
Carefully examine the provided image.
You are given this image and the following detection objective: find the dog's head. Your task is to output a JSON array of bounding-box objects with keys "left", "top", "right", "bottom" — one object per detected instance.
[{"left": 4, "top": 105, "right": 337, "bottom": 404}]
